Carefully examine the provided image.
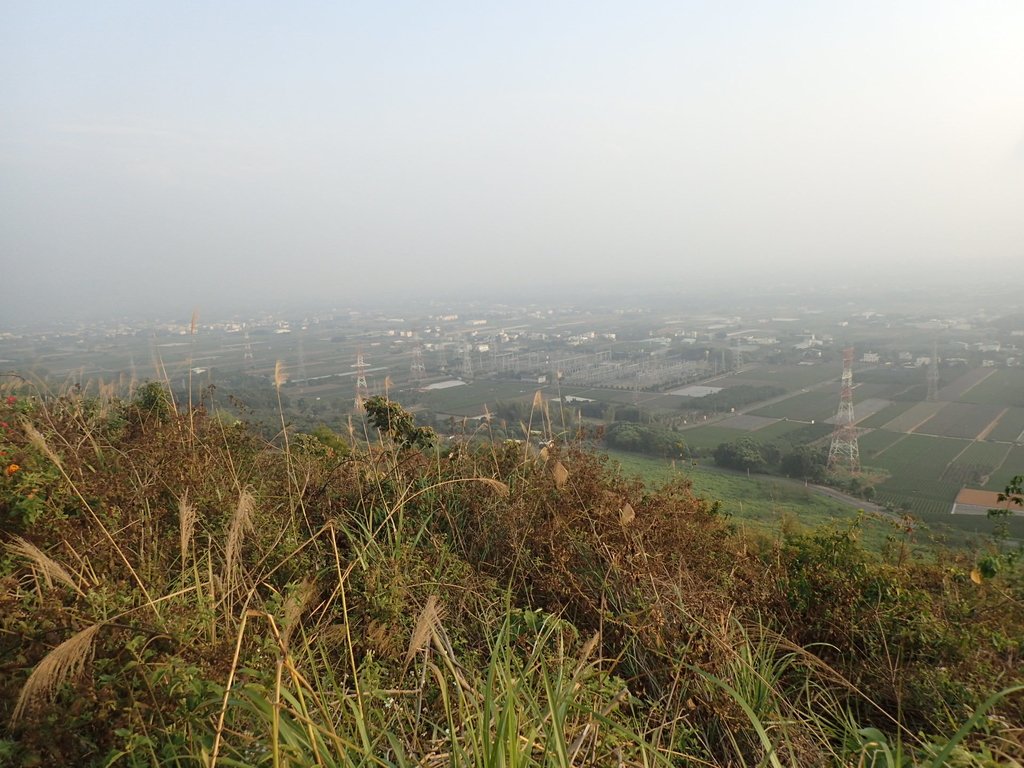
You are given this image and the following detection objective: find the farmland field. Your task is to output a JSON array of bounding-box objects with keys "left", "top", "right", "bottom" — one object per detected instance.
[
  {"left": 913, "top": 402, "right": 1004, "bottom": 439},
  {"left": 938, "top": 368, "right": 997, "bottom": 401},
  {"left": 422, "top": 380, "right": 541, "bottom": 415},
  {"left": 961, "top": 369, "right": 1024, "bottom": 408},
  {"left": 880, "top": 401, "right": 947, "bottom": 433},
  {"left": 940, "top": 441, "right": 1011, "bottom": 485},
  {"left": 719, "top": 365, "right": 836, "bottom": 391},
  {"left": 750, "top": 390, "right": 837, "bottom": 420},
  {"left": 857, "top": 401, "right": 914, "bottom": 429},
  {"left": 717, "top": 414, "right": 778, "bottom": 431},
  {"left": 988, "top": 407, "right": 1024, "bottom": 443},
  {"left": 746, "top": 419, "right": 820, "bottom": 441},
  {"left": 869, "top": 433, "right": 970, "bottom": 517},
  {"left": 984, "top": 444, "right": 1024, "bottom": 491},
  {"left": 857, "top": 429, "right": 906, "bottom": 458}
]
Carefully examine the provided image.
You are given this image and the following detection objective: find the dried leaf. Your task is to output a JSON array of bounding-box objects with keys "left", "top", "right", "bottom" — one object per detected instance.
[
  {"left": 619, "top": 503, "right": 635, "bottom": 526},
  {"left": 970, "top": 569, "right": 983, "bottom": 585}
]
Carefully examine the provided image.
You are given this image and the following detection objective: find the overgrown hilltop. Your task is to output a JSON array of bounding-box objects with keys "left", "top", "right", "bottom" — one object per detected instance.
[{"left": 0, "top": 386, "right": 1022, "bottom": 767}]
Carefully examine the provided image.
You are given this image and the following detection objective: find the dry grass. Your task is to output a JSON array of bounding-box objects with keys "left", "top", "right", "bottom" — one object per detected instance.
[
  {"left": 10, "top": 623, "right": 102, "bottom": 726},
  {"left": 178, "top": 490, "right": 198, "bottom": 567},
  {"left": 404, "top": 594, "right": 444, "bottom": 670},
  {"left": 223, "top": 488, "right": 256, "bottom": 594},
  {"left": 6, "top": 536, "right": 86, "bottom": 597}
]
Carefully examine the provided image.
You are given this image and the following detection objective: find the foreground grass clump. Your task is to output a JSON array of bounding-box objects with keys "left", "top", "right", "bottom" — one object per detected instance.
[{"left": 0, "top": 388, "right": 1022, "bottom": 767}]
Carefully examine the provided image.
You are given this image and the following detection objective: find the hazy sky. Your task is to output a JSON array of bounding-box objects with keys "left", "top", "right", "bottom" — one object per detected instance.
[{"left": 3, "top": 2, "right": 1023, "bottom": 322}]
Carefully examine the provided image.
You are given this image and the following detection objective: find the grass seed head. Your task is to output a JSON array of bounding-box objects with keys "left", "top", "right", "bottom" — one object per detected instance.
[{"left": 11, "top": 623, "right": 102, "bottom": 726}]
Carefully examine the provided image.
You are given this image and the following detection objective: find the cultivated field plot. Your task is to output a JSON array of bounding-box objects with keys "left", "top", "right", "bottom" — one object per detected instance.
[
  {"left": 564, "top": 387, "right": 640, "bottom": 405},
  {"left": 423, "top": 380, "right": 542, "bottom": 415},
  {"left": 988, "top": 407, "right": 1024, "bottom": 443},
  {"left": 763, "top": 421, "right": 832, "bottom": 447},
  {"left": 941, "top": 441, "right": 1011, "bottom": 486},
  {"left": 856, "top": 401, "right": 914, "bottom": 429},
  {"left": 741, "top": 419, "right": 816, "bottom": 441},
  {"left": 984, "top": 444, "right": 1024, "bottom": 491},
  {"left": 960, "top": 369, "right": 1024, "bottom": 408},
  {"left": 750, "top": 390, "right": 837, "bottom": 420},
  {"left": 854, "top": 381, "right": 911, "bottom": 401},
  {"left": 717, "top": 414, "right": 779, "bottom": 431},
  {"left": 562, "top": 387, "right": 674, "bottom": 408},
  {"left": 638, "top": 393, "right": 694, "bottom": 412},
  {"left": 880, "top": 401, "right": 948, "bottom": 433},
  {"left": 871, "top": 434, "right": 971, "bottom": 518},
  {"left": 857, "top": 429, "right": 906, "bottom": 459},
  {"left": 938, "top": 368, "right": 997, "bottom": 401},
  {"left": 913, "top": 402, "right": 1005, "bottom": 440},
  {"left": 719, "top": 365, "right": 837, "bottom": 390}
]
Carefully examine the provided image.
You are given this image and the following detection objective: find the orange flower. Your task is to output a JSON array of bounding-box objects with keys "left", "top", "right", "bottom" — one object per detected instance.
[{"left": 5, "top": 464, "right": 19, "bottom": 476}]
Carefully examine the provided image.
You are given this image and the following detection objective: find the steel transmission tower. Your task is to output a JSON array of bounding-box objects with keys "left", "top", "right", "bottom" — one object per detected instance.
[
  {"left": 410, "top": 346, "right": 426, "bottom": 385},
  {"left": 926, "top": 341, "right": 939, "bottom": 402},
  {"left": 353, "top": 348, "right": 370, "bottom": 412},
  {"left": 461, "top": 343, "right": 474, "bottom": 380},
  {"left": 827, "top": 347, "right": 860, "bottom": 474},
  {"left": 733, "top": 339, "right": 744, "bottom": 371}
]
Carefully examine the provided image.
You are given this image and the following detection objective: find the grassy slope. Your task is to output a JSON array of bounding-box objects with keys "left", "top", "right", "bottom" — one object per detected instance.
[
  {"left": 1, "top": 391, "right": 1022, "bottom": 767},
  {"left": 605, "top": 449, "right": 899, "bottom": 551}
]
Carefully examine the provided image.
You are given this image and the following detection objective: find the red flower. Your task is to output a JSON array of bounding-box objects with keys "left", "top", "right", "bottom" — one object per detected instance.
[{"left": 4, "top": 396, "right": 15, "bottom": 405}]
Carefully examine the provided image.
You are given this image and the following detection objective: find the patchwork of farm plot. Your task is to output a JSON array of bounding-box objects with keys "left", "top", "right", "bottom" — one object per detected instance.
[
  {"left": 423, "top": 361, "right": 1023, "bottom": 532},
  {"left": 987, "top": 407, "right": 1024, "bottom": 442},
  {"left": 983, "top": 445, "right": 1024, "bottom": 491},
  {"left": 960, "top": 369, "right": 1024, "bottom": 408},
  {"left": 751, "top": 389, "right": 837, "bottom": 420},
  {"left": 857, "top": 401, "right": 914, "bottom": 429},
  {"left": 867, "top": 434, "right": 969, "bottom": 517},
  {"left": 911, "top": 402, "right": 1004, "bottom": 439}
]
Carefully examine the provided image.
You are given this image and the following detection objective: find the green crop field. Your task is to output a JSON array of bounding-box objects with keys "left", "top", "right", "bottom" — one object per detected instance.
[
  {"left": 880, "top": 401, "right": 947, "bottom": 433},
  {"left": 938, "top": 368, "right": 997, "bottom": 401},
  {"left": 722, "top": 364, "right": 836, "bottom": 391},
  {"left": 914, "top": 402, "right": 1004, "bottom": 439},
  {"left": 744, "top": 419, "right": 812, "bottom": 441},
  {"left": 868, "top": 434, "right": 970, "bottom": 517},
  {"left": 984, "top": 444, "right": 1024, "bottom": 491},
  {"left": 423, "top": 381, "right": 542, "bottom": 415},
  {"left": 751, "top": 390, "right": 837, "bottom": 420},
  {"left": 989, "top": 407, "right": 1024, "bottom": 443},
  {"left": 761, "top": 421, "right": 832, "bottom": 447},
  {"left": 857, "top": 401, "right": 914, "bottom": 429},
  {"left": 960, "top": 368, "right": 1024, "bottom": 408},
  {"left": 940, "top": 441, "right": 1011, "bottom": 485},
  {"left": 857, "top": 429, "right": 907, "bottom": 459}
]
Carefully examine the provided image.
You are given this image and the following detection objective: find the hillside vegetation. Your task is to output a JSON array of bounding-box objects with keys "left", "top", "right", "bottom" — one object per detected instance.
[{"left": 1, "top": 385, "right": 1022, "bottom": 767}]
